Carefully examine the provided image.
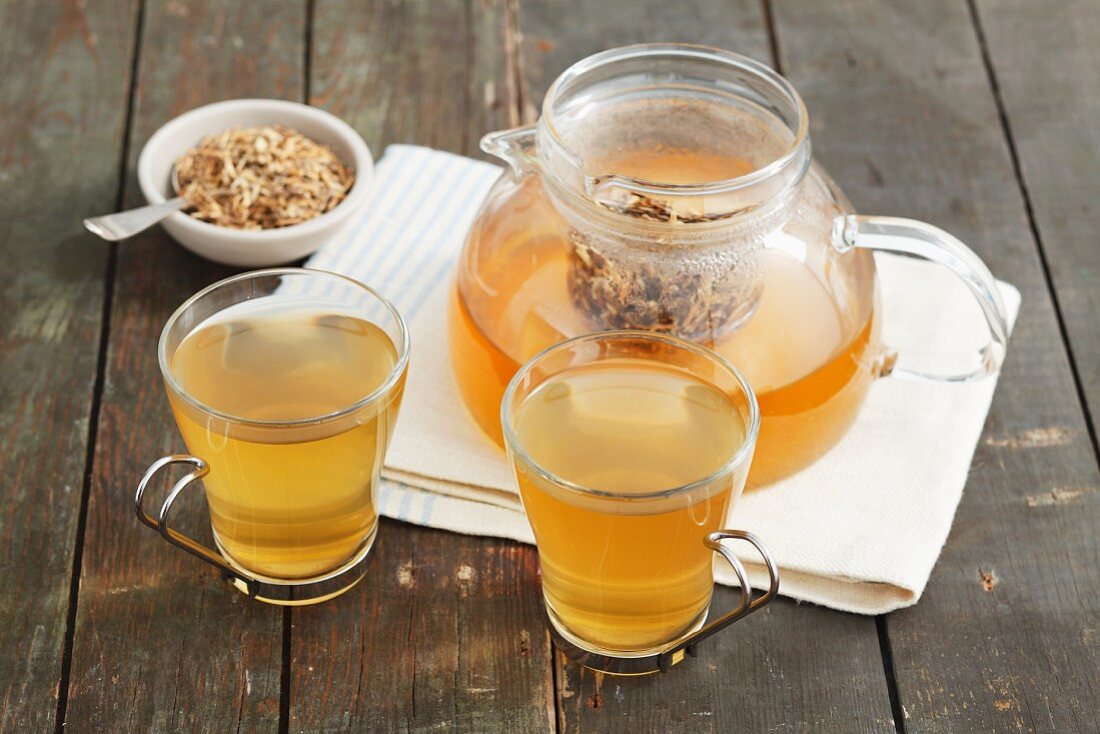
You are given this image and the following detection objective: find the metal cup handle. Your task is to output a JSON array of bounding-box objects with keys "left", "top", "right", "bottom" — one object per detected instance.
[
  {"left": 134, "top": 454, "right": 258, "bottom": 597},
  {"left": 657, "top": 529, "right": 780, "bottom": 672}
]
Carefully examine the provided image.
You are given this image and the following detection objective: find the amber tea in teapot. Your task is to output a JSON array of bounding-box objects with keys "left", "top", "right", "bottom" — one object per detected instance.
[{"left": 452, "top": 44, "right": 1007, "bottom": 487}]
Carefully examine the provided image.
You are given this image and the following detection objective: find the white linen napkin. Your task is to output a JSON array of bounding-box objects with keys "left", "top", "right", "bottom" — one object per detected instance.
[{"left": 307, "top": 145, "right": 1021, "bottom": 615}]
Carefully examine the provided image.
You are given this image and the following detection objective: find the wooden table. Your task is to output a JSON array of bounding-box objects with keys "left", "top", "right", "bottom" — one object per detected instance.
[{"left": 3, "top": 1, "right": 1097, "bottom": 731}]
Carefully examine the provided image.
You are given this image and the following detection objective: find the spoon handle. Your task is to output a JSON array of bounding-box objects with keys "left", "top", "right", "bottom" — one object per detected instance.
[{"left": 83, "top": 196, "right": 189, "bottom": 241}]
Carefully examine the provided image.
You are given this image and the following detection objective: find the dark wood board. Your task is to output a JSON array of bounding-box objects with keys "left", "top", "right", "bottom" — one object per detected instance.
[
  {"left": 62, "top": 2, "right": 307, "bottom": 731},
  {"left": 0, "top": 1, "right": 139, "bottom": 731},
  {"left": 2, "top": 0, "right": 1094, "bottom": 731},
  {"left": 770, "top": 0, "right": 1100, "bottom": 730},
  {"left": 553, "top": 599, "right": 897, "bottom": 734},
  {"left": 287, "top": 2, "right": 555, "bottom": 732},
  {"left": 290, "top": 519, "right": 554, "bottom": 733},
  {"left": 516, "top": 1, "right": 898, "bottom": 731},
  {"left": 310, "top": 0, "right": 521, "bottom": 158},
  {"left": 974, "top": 0, "right": 1100, "bottom": 444},
  {"left": 515, "top": 0, "right": 777, "bottom": 123}
]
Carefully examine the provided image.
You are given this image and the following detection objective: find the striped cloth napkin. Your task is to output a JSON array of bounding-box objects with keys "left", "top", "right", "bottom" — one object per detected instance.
[{"left": 307, "top": 145, "right": 1020, "bottom": 615}]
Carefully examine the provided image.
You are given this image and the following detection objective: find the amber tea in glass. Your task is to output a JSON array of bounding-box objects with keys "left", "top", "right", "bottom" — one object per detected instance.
[
  {"left": 136, "top": 269, "right": 408, "bottom": 605},
  {"left": 502, "top": 332, "right": 778, "bottom": 674}
]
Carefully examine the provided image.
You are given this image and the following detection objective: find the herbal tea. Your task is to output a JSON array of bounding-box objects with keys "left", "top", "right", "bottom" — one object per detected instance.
[
  {"left": 452, "top": 201, "right": 876, "bottom": 488},
  {"left": 168, "top": 300, "right": 404, "bottom": 580},
  {"left": 510, "top": 357, "right": 747, "bottom": 651},
  {"left": 452, "top": 52, "right": 890, "bottom": 488}
]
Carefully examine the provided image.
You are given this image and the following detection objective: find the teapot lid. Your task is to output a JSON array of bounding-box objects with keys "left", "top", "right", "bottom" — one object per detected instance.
[{"left": 536, "top": 44, "right": 812, "bottom": 223}]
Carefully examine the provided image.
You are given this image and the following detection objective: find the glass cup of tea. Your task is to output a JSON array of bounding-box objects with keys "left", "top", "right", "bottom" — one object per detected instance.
[
  {"left": 135, "top": 268, "right": 409, "bottom": 605},
  {"left": 501, "top": 331, "right": 779, "bottom": 674}
]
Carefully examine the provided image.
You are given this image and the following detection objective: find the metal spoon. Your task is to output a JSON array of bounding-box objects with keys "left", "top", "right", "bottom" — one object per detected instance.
[{"left": 84, "top": 168, "right": 189, "bottom": 241}]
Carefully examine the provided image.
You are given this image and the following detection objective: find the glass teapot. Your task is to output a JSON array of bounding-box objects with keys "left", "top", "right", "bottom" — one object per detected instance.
[{"left": 450, "top": 44, "right": 1008, "bottom": 488}]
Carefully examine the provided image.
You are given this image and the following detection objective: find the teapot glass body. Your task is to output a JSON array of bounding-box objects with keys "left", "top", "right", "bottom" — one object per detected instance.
[{"left": 450, "top": 45, "right": 1007, "bottom": 487}]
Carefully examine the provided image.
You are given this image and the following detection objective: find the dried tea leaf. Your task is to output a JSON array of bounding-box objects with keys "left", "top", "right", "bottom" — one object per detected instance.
[{"left": 175, "top": 125, "right": 355, "bottom": 230}]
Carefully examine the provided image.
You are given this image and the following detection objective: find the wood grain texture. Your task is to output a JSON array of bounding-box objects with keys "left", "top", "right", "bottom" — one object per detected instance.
[
  {"left": 310, "top": 0, "right": 516, "bottom": 159},
  {"left": 290, "top": 520, "right": 554, "bottom": 732},
  {"left": 555, "top": 598, "right": 896, "bottom": 734},
  {"left": 62, "top": 2, "right": 307, "bottom": 731},
  {"left": 770, "top": 1, "right": 1100, "bottom": 730},
  {"left": 9, "top": 1, "right": 1093, "bottom": 732},
  {"left": 516, "top": 2, "right": 897, "bottom": 731},
  {"left": 515, "top": 0, "right": 777, "bottom": 122},
  {"left": 975, "top": 0, "right": 1100, "bottom": 440},
  {"left": 288, "top": 2, "right": 554, "bottom": 732},
  {"left": 0, "top": 1, "right": 139, "bottom": 730}
]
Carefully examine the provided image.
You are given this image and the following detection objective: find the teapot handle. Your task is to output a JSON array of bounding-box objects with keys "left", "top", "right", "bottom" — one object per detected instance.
[{"left": 832, "top": 214, "right": 1010, "bottom": 382}]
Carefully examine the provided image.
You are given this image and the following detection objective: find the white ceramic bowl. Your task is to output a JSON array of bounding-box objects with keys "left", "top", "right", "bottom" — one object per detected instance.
[{"left": 137, "top": 99, "right": 373, "bottom": 267}]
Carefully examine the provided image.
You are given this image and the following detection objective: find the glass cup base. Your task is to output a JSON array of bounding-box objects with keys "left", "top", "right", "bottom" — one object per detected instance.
[
  {"left": 214, "top": 526, "right": 378, "bottom": 606},
  {"left": 544, "top": 602, "right": 709, "bottom": 676}
]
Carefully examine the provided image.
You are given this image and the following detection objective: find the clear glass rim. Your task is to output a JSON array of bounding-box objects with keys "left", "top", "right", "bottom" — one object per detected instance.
[
  {"left": 540, "top": 42, "right": 810, "bottom": 197},
  {"left": 500, "top": 330, "right": 761, "bottom": 502},
  {"left": 157, "top": 267, "right": 410, "bottom": 427}
]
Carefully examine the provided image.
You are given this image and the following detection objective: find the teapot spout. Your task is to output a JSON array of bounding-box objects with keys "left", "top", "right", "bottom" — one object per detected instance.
[{"left": 481, "top": 125, "right": 538, "bottom": 175}]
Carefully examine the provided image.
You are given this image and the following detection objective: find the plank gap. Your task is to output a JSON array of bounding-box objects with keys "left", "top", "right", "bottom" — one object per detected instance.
[
  {"left": 51, "top": 2, "right": 147, "bottom": 730},
  {"left": 503, "top": 0, "right": 528, "bottom": 126},
  {"left": 463, "top": 0, "right": 476, "bottom": 152},
  {"left": 875, "top": 616, "right": 906, "bottom": 734},
  {"left": 52, "top": 242, "right": 117, "bottom": 734},
  {"left": 759, "top": 0, "right": 783, "bottom": 73},
  {"left": 303, "top": 0, "right": 314, "bottom": 104},
  {"left": 965, "top": 0, "right": 1100, "bottom": 466},
  {"left": 549, "top": 648, "right": 562, "bottom": 734},
  {"left": 279, "top": 608, "right": 291, "bottom": 734},
  {"left": 282, "top": 3, "right": 313, "bottom": 728}
]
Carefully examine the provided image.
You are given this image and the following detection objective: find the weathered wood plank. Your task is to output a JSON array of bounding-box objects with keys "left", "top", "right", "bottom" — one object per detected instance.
[
  {"left": 309, "top": 0, "right": 519, "bottom": 159},
  {"left": 555, "top": 600, "right": 897, "bottom": 733},
  {"left": 515, "top": 0, "right": 779, "bottom": 122},
  {"left": 291, "top": 519, "right": 554, "bottom": 732},
  {"left": 770, "top": 1, "right": 1100, "bottom": 730},
  {"left": 516, "top": 2, "right": 897, "bottom": 731},
  {"left": 63, "top": 2, "right": 308, "bottom": 731},
  {"left": 975, "top": 0, "right": 1100, "bottom": 443},
  {"left": 0, "top": 1, "right": 139, "bottom": 730},
  {"left": 288, "top": 2, "right": 555, "bottom": 732}
]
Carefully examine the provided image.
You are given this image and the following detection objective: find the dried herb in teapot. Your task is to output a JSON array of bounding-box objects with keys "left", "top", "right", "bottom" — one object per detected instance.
[
  {"left": 566, "top": 218, "right": 762, "bottom": 342},
  {"left": 594, "top": 190, "right": 736, "bottom": 224}
]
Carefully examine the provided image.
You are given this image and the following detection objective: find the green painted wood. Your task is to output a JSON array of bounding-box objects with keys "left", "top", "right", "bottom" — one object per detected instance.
[
  {"left": 0, "top": 1, "right": 139, "bottom": 730},
  {"left": 287, "top": 2, "right": 555, "bottom": 732},
  {"left": 975, "top": 0, "right": 1100, "bottom": 441},
  {"left": 770, "top": 1, "right": 1100, "bottom": 730},
  {"left": 62, "top": 2, "right": 308, "bottom": 731},
  {"left": 516, "top": 1, "right": 898, "bottom": 731}
]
